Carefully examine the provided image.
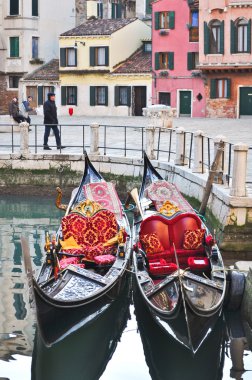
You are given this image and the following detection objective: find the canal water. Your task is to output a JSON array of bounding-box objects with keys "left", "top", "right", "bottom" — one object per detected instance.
[{"left": 0, "top": 194, "right": 251, "bottom": 380}]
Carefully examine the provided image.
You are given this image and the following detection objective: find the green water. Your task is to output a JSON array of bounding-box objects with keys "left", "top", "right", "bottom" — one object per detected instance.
[{"left": 0, "top": 195, "right": 251, "bottom": 380}]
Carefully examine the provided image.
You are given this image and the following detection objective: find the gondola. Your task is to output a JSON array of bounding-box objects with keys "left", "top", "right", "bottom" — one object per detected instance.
[
  {"left": 131, "top": 152, "right": 226, "bottom": 353},
  {"left": 31, "top": 151, "right": 131, "bottom": 346},
  {"left": 31, "top": 276, "right": 131, "bottom": 380}
]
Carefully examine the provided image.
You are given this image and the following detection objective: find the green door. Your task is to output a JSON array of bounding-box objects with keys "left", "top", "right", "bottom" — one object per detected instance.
[
  {"left": 240, "top": 87, "right": 252, "bottom": 116},
  {"left": 179, "top": 91, "right": 191, "bottom": 116}
]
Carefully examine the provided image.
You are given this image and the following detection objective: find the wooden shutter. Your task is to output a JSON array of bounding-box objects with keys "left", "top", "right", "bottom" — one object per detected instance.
[
  {"left": 90, "top": 47, "right": 95, "bottom": 66},
  {"left": 32, "top": 0, "right": 38, "bottom": 16},
  {"left": 127, "top": 87, "right": 131, "bottom": 107},
  {"left": 60, "top": 48, "right": 66, "bottom": 67},
  {"left": 220, "top": 21, "right": 224, "bottom": 54},
  {"left": 10, "top": 0, "right": 19, "bottom": 15},
  {"left": 117, "top": 4, "right": 122, "bottom": 18},
  {"left": 230, "top": 20, "right": 236, "bottom": 54},
  {"left": 105, "top": 47, "right": 109, "bottom": 66},
  {"left": 168, "top": 52, "right": 174, "bottom": 70},
  {"left": 114, "top": 86, "right": 119, "bottom": 106},
  {"left": 146, "top": 0, "right": 152, "bottom": 15},
  {"left": 10, "top": 37, "right": 19, "bottom": 57},
  {"left": 187, "top": 52, "right": 194, "bottom": 70},
  {"left": 112, "top": 3, "right": 115, "bottom": 19},
  {"left": 226, "top": 79, "right": 231, "bottom": 99},
  {"left": 247, "top": 19, "right": 251, "bottom": 53},
  {"left": 61, "top": 87, "right": 67, "bottom": 106},
  {"left": 90, "top": 86, "right": 95, "bottom": 106},
  {"left": 210, "top": 79, "right": 216, "bottom": 99},
  {"left": 74, "top": 48, "right": 78, "bottom": 67},
  {"left": 155, "top": 12, "right": 160, "bottom": 30},
  {"left": 104, "top": 86, "right": 108, "bottom": 106},
  {"left": 155, "top": 52, "right": 160, "bottom": 70},
  {"left": 169, "top": 12, "right": 175, "bottom": 29},
  {"left": 38, "top": 86, "right": 43, "bottom": 105},
  {"left": 204, "top": 22, "right": 210, "bottom": 54}
]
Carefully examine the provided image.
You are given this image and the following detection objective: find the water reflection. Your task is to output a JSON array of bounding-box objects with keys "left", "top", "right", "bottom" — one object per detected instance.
[{"left": 0, "top": 195, "right": 251, "bottom": 380}]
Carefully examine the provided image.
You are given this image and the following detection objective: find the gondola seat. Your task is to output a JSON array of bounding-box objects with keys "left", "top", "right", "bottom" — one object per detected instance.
[{"left": 61, "top": 209, "right": 118, "bottom": 261}]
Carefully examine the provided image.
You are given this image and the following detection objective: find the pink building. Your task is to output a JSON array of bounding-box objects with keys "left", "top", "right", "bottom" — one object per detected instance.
[{"left": 152, "top": 0, "right": 206, "bottom": 117}]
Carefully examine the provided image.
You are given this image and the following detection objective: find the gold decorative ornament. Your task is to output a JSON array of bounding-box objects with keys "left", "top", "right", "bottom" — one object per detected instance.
[
  {"left": 55, "top": 187, "right": 67, "bottom": 211},
  {"left": 71, "top": 199, "right": 103, "bottom": 217},
  {"left": 158, "top": 200, "right": 180, "bottom": 216}
]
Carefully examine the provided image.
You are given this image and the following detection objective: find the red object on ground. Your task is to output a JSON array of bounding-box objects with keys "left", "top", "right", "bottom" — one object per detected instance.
[{"left": 69, "top": 107, "right": 73, "bottom": 116}]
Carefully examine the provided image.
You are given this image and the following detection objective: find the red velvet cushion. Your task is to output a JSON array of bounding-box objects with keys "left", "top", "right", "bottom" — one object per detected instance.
[
  {"left": 59, "top": 257, "right": 85, "bottom": 270},
  {"left": 149, "top": 260, "right": 177, "bottom": 275},
  {"left": 183, "top": 229, "right": 205, "bottom": 250},
  {"left": 94, "top": 254, "right": 116, "bottom": 265},
  {"left": 140, "top": 233, "right": 164, "bottom": 255},
  {"left": 188, "top": 257, "right": 209, "bottom": 270}
]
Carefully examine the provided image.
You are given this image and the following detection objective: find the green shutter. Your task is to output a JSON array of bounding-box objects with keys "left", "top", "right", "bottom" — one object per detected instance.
[
  {"left": 169, "top": 11, "right": 175, "bottom": 29},
  {"left": 61, "top": 86, "right": 66, "bottom": 106},
  {"left": 115, "top": 86, "right": 119, "bottom": 106},
  {"left": 74, "top": 48, "right": 77, "bottom": 67},
  {"left": 73, "top": 86, "right": 77, "bottom": 105},
  {"left": 155, "top": 12, "right": 160, "bottom": 30},
  {"left": 112, "top": 3, "right": 115, "bottom": 19},
  {"left": 210, "top": 79, "right": 216, "bottom": 99},
  {"left": 60, "top": 48, "right": 66, "bottom": 67},
  {"left": 50, "top": 86, "right": 55, "bottom": 93},
  {"left": 10, "top": 37, "right": 19, "bottom": 57},
  {"left": 10, "top": 0, "right": 19, "bottom": 15},
  {"left": 204, "top": 22, "right": 210, "bottom": 54},
  {"left": 32, "top": 0, "right": 38, "bottom": 16},
  {"left": 104, "top": 86, "right": 108, "bottom": 106},
  {"left": 168, "top": 52, "right": 174, "bottom": 70},
  {"left": 220, "top": 21, "right": 224, "bottom": 54},
  {"left": 187, "top": 52, "right": 193, "bottom": 70},
  {"left": 146, "top": 0, "right": 152, "bottom": 15},
  {"left": 247, "top": 19, "right": 251, "bottom": 53},
  {"left": 90, "top": 47, "right": 95, "bottom": 66},
  {"left": 226, "top": 79, "right": 231, "bottom": 99},
  {"left": 127, "top": 87, "right": 131, "bottom": 106},
  {"left": 117, "top": 4, "right": 122, "bottom": 18},
  {"left": 105, "top": 47, "right": 109, "bottom": 66},
  {"left": 90, "top": 86, "right": 95, "bottom": 106},
  {"left": 230, "top": 20, "right": 236, "bottom": 54},
  {"left": 155, "top": 52, "right": 160, "bottom": 70},
  {"left": 38, "top": 86, "right": 43, "bottom": 105}
]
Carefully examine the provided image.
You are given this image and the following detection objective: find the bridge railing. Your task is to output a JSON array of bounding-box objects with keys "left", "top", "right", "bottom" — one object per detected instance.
[{"left": 0, "top": 122, "right": 250, "bottom": 196}]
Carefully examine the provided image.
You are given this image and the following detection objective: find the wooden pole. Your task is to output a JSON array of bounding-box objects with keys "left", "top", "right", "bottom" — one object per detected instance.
[{"left": 199, "top": 141, "right": 225, "bottom": 216}]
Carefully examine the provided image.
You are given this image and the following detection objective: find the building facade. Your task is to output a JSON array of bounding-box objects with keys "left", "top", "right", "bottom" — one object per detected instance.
[
  {"left": 152, "top": 0, "right": 206, "bottom": 117},
  {"left": 199, "top": 0, "right": 252, "bottom": 118},
  {"left": 0, "top": 0, "right": 76, "bottom": 114}
]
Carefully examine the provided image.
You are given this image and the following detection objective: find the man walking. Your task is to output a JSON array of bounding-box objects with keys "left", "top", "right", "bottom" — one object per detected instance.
[{"left": 43, "top": 92, "right": 65, "bottom": 150}]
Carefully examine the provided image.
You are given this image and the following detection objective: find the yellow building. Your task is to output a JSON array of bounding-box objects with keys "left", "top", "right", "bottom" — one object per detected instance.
[{"left": 59, "top": 18, "right": 152, "bottom": 116}]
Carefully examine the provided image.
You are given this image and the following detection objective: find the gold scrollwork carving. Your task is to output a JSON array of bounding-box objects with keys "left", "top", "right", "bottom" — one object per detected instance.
[{"left": 158, "top": 200, "right": 180, "bottom": 217}]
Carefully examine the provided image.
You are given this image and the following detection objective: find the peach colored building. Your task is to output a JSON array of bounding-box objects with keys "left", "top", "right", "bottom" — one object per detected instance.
[
  {"left": 199, "top": 0, "right": 252, "bottom": 118},
  {"left": 152, "top": 0, "right": 206, "bottom": 117}
]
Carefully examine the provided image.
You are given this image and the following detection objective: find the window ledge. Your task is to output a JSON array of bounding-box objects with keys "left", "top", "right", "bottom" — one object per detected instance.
[
  {"left": 29, "top": 59, "right": 44, "bottom": 64},
  {"left": 7, "top": 57, "right": 21, "bottom": 59}
]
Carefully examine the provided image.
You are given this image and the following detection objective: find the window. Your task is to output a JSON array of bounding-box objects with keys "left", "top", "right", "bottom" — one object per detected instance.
[
  {"left": 9, "top": 76, "right": 20, "bottom": 88},
  {"left": 115, "top": 86, "right": 131, "bottom": 106},
  {"left": 143, "top": 42, "right": 152, "bottom": 52},
  {"left": 231, "top": 18, "right": 251, "bottom": 53},
  {"left": 187, "top": 52, "right": 199, "bottom": 70},
  {"left": 32, "top": 37, "right": 39, "bottom": 59},
  {"left": 204, "top": 20, "right": 224, "bottom": 54},
  {"left": 61, "top": 86, "right": 77, "bottom": 105},
  {"left": 97, "top": 2, "right": 103, "bottom": 18},
  {"left": 10, "top": 0, "right": 19, "bottom": 15},
  {"left": 189, "top": 10, "right": 199, "bottom": 42},
  {"left": 90, "top": 47, "right": 109, "bottom": 66},
  {"left": 146, "top": 0, "right": 152, "bottom": 15},
  {"left": 155, "top": 11, "right": 175, "bottom": 30},
  {"left": 90, "top": 86, "right": 108, "bottom": 106},
  {"left": 111, "top": 2, "right": 122, "bottom": 19},
  {"left": 38, "top": 86, "right": 55, "bottom": 105},
  {"left": 32, "top": 0, "right": 38, "bottom": 16},
  {"left": 60, "top": 48, "right": 77, "bottom": 67},
  {"left": 159, "top": 92, "right": 170, "bottom": 106},
  {"left": 210, "top": 79, "right": 231, "bottom": 99},
  {"left": 155, "top": 52, "right": 174, "bottom": 70},
  {"left": 10, "top": 37, "right": 19, "bottom": 57}
]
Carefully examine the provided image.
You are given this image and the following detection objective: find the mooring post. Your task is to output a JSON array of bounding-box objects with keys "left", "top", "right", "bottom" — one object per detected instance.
[
  {"left": 145, "top": 125, "right": 156, "bottom": 160},
  {"left": 19, "top": 121, "right": 30, "bottom": 157},
  {"left": 175, "top": 127, "right": 187, "bottom": 165},
  {"left": 192, "top": 130, "right": 205, "bottom": 173},
  {"left": 230, "top": 143, "right": 248, "bottom": 197},
  {"left": 213, "top": 135, "right": 227, "bottom": 184},
  {"left": 90, "top": 123, "right": 100, "bottom": 155}
]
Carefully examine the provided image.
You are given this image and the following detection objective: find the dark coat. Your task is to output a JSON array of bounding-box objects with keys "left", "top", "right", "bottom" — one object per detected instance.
[
  {"left": 43, "top": 100, "right": 58, "bottom": 125},
  {"left": 9, "top": 100, "right": 21, "bottom": 117}
]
